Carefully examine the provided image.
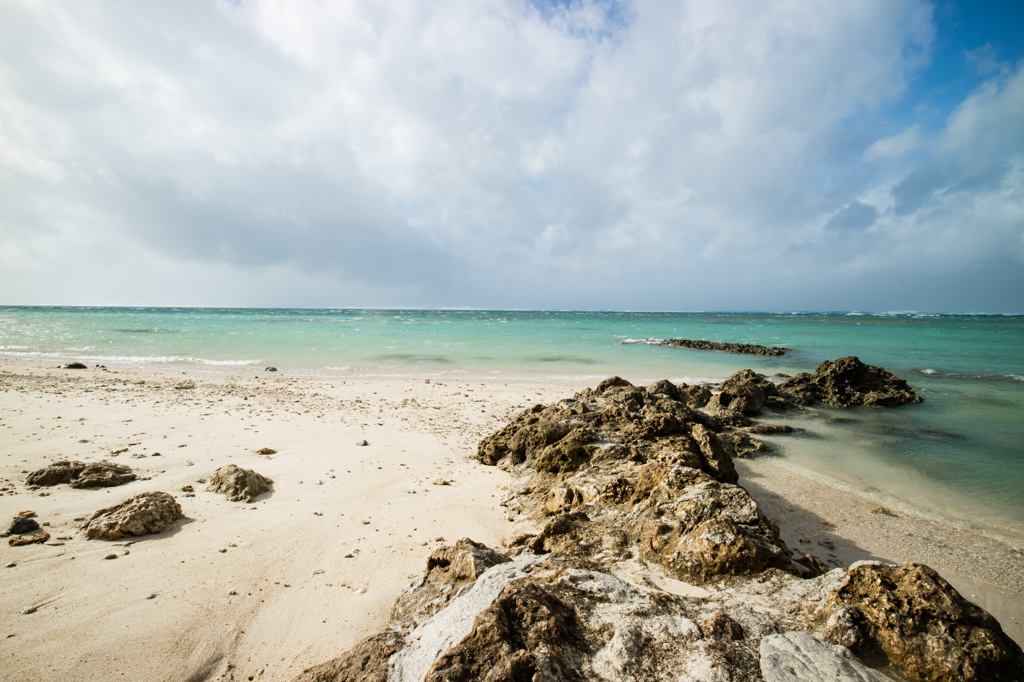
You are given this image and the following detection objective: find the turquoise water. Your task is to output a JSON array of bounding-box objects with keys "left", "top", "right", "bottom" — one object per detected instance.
[{"left": 2, "top": 307, "right": 1023, "bottom": 540}]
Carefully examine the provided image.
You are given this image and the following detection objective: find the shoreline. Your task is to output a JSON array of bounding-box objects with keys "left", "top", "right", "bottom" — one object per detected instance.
[{"left": 1, "top": 360, "right": 1021, "bottom": 681}]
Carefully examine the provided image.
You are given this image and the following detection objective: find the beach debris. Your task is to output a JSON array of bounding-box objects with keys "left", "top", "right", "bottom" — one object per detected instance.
[
  {"left": 432, "top": 479, "right": 451, "bottom": 486},
  {"left": 63, "top": 362, "right": 88, "bottom": 369},
  {"left": 174, "top": 381, "right": 195, "bottom": 390},
  {"left": 104, "top": 553, "right": 118, "bottom": 560},
  {"left": 145, "top": 594, "right": 156, "bottom": 599},
  {"left": 5, "top": 563, "right": 15, "bottom": 568},
  {"left": 82, "top": 491, "right": 184, "bottom": 540},
  {"left": 206, "top": 464, "right": 273, "bottom": 502},
  {"left": 869, "top": 506, "right": 898, "bottom": 517},
  {"left": 15, "top": 511, "right": 36, "bottom": 518},
  {"left": 180, "top": 485, "right": 194, "bottom": 493},
  {"left": 25, "top": 460, "right": 136, "bottom": 489},
  {"left": 424, "top": 379, "right": 430, "bottom": 383},
  {"left": 796, "top": 553, "right": 831, "bottom": 577},
  {"left": 356, "top": 440, "right": 369, "bottom": 446},
  {"left": 818, "top": 540, "right": 836, "bottom": 550},
  {"left": 8, "top": 517, "right": 40, "bottom": 535},
  {"left": 265, "top": 366, "right": 278, "bottom": 372},
  {"left": 21, "top": 606, "right": 37, "bottom": 615},
  {"left": 255, "top": 448, "right": 277, "bottom": 455},
  {"left": 9, "top": 532, "right": 50, "bottom": 546}
]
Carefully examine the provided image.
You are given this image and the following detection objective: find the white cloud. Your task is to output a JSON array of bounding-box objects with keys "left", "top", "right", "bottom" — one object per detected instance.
[{"left": 0, "top": 0, "right": 1020, "bottom": 311}]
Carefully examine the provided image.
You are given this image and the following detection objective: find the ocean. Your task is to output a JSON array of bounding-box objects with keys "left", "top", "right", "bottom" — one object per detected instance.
[{"left": 2, "top": 306, "right": 1022, "bottom": 544}]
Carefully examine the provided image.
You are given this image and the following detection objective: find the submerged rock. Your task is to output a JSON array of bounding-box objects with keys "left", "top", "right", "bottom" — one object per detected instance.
[
  {"left": 26, "top": 460, "right": 136, "bottom": 489},
  {"left": 206, "top": 464, "right": 273, "bottom": 502},
  {"left": 785, "top": 356, "right": 923, "bottom": 408},
  {"left": 82, "top": 491, "right": 183, "bottom": 540},
  {"left": 655, "top": 339, "right": 792, "bottom": 356}
]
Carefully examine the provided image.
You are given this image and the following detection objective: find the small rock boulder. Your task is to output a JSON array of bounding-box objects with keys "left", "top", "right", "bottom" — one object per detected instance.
[
  {"left": 831, "top": 562, "right": 1024, "bottom": 681},
  {"left": 26, "top": 460, "right": 136, "bottom": 488},
  {"left": 206, "top": 464, "right": 273, "bottom": 502},
  {"left": 8, "top": 517, "right": 40, "bottom": 535},
  {"left": 9, "top": 532, "right": 50, "bottom": 546},
  {"left": 69, "top": 461, "right": 137, "bottom": 489},
  {"left": 82, "top": 492, "right": 183, "bottom": 540},
  {"left": 63, "top": 362, "right": 88, "bottom": 369}
]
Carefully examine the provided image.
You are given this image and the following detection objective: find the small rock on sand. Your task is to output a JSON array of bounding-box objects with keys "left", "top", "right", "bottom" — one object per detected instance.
[
  {"left": 206, "top": 464, "right": 273, "bottom": 503},
  {"left": 9, "top": 532, "right": 50, "bottom": 546},
  {"left": 255, "top": 448, "right": 277, "bottom": 455},
  {"left": 356, "top": 440, "right": 369, "bottom": 446},
  {"left": 82, "top": 492, "right": 184, "bottom": 540},
  {"left": 8, "top": 517, "right": 40, "bottom": 535}
]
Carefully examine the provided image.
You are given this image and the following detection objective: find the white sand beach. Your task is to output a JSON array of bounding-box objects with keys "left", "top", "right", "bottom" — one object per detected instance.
[{"left": 1, "top": 361, "right": 1021, "bottom": 681}]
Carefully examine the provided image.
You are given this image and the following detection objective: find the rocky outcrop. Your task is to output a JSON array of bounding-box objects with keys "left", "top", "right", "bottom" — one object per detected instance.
[
  {"left": 653, "top": 339, "right": 792, "bottom": 356},
  {"left": 82, "top": 491, "right": 183, "bottom": 540},
  {"left": 205, "top": 464, "right": 273, "bottom": 502},
  {"left": 26, "top": 460, "right": 136, "bottom": 488},
  {"left": 782, "top": 356, "right": 923, "bottom": 408},
  {"left": 293, "top": 380, "right": 1014, "bottom": 682},
  {"left": 831, "top": 562, "right": 1024, "bottom": 681}
]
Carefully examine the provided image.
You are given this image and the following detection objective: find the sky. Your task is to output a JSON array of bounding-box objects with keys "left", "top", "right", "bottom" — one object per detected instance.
[{"left": 1, "top": 0, "right": 1022, "bottom": 312}]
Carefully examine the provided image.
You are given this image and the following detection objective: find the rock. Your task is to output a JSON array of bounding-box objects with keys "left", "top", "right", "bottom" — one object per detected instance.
[
  {"left": 105, "top": 553, "right": 118, "bottom": 560},
  {"left": 265, "top": 366, "right": 278, "bottom": 372},
  {"left": 749, "top": 423, "right": 795, "bottom": 434},
  {"left": 63, "top": 362, "right": 88, "bottom": 369},
  {"left": 25, "top": 461, "right": 86, "bottom": 486},
  {"left": 796, "top": 553, "right": 831, "bottom": 578},
  {"left": 760, "top": 631, "right": 889, "bottom": 681},
  {"left": 8, "top": 517, "right": 40, "bottom": 535},
  {"left": 677, "top": 383, "right": 712, "bottom": 408},
  {"left": 15, "top": 510, "right": 36, "bottom": 518},
  {"left": 69, "top": 461, "right": 137, "bottom": 489},
  {"left": 655, "top": 339, "right": 792, "bottom": 356},
  {"left": 778, "top": 372, "right": 818, "bottom": 405},
  {"left": 390, "top": 538, "right": 511, "bottom": 630},
  {"left": 596, "top": 376, "right": 633, "bottom": 392},
  {"left": 21, "top": 606, "right": 37, "bottom": 615},
  {"left": 691, "top": 424, "right": 738, "bottom": 484},
  {"left": 255, "top": 448, "right": 277, "bottom": 455},
  {"left": 646, "top": 379, "right": 680, "bottom": 400},
  {"left": 180, "top": 485, "right": 194, "bottom": 493},
  {"left": 25, "top": 460, "right": 135, "bottom": 488},
  {"left": 721, "top": 431, "right": 770, "bottom": 458},
  {"left": 356, "top": 440, "right": 369, "bottom": 447},
  {"left": 82, "top": 492, "right": 183, "bottom": 540},
  {"left": 9, "top": 532, "right": 50, "bottom": 546},
  {"left": 291, "top": 632, "right": 404, "bottom": 682},
  {"left": 796, "top": 356, "right": 923, "bottom": 408},
  {"left": 206, "top": 464, "right": 273, "bottom": 502},
  {"left": 868, "top": 506, "right": 897, "bottom": 517},
  {"left": 716, "top": 370, "right": 770, "bottom": 414},
  {"left": 831, "top": 562, "right": 1024, "bottom": 681}
]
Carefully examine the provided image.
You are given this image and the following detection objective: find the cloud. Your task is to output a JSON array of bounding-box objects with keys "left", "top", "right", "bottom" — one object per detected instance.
[{"left": 0, "top": 0, "right": 1020, "bottom": 311}]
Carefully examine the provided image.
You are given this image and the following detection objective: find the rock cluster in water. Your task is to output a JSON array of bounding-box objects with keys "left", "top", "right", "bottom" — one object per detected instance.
[
  {"left": 654, "top": 339, "right": 792, "bottom": 356},
  {"left": 293, "top": 369, "right": 1017, "bottom": 682},
  {"left": 26, "top": 460, "right": 137, "bottom": 489}
]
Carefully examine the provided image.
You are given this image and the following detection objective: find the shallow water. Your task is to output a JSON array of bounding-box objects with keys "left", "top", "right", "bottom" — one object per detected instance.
[{"left": 2, "top": 307, "right": 1022, "bottom": 540}]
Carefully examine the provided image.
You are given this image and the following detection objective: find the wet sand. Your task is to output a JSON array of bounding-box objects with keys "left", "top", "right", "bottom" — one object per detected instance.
[{"left": 1, "top": 360, "right": 1020, "bottom": 681}]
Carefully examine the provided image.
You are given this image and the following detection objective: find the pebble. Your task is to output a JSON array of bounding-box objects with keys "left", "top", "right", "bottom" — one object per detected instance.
[
  {"left": 21, "top": 606, "right": 37, "bottom": 615},
  {"left": 146, "top": 594, "right": 156, "bottom": 600},
  {"left": 104, "top": 553, "right": 118, "bottom": 560},
  {"left": 5, "top": 562, "right": 15, "bottom": 568},
  {"left": 356, "top": 440, "right": 369, "bottom": 446}
]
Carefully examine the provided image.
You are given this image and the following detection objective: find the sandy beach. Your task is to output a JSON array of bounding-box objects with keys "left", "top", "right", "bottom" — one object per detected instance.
[{"left": 1, "top": 360, "right": 1021, "bottom": 681}]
